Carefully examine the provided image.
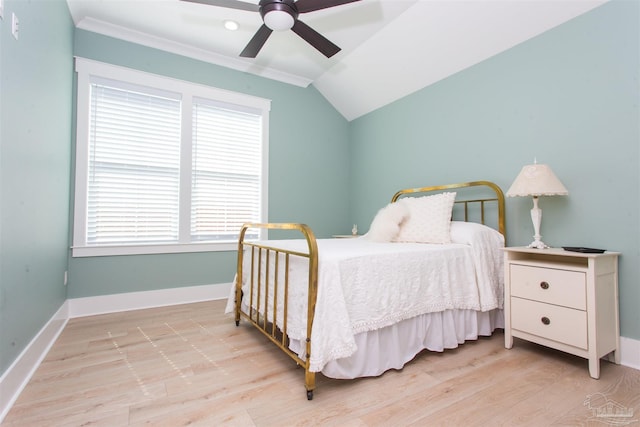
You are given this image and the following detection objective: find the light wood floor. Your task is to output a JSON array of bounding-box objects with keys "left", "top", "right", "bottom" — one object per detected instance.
[{"left": 3, "top": 300, "right": 639, "bottom": 426}]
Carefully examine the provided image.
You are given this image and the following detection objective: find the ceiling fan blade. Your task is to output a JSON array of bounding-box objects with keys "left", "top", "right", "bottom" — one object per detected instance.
[
  {"left": 291, "top": 20, "right": 340, "bottom": 58},
  {"left": 295, "top": 0, "right": 361, "bottom": 14},
  {"left": 240, "top": 24, "right": 273, "bottom": 58},
  {"left": 180, "top": 0, "right": 259, "bottom": 12}
]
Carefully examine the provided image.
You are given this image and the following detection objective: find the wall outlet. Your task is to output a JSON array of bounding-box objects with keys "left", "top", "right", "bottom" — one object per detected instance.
[
  {"left": 64, "top": 271, "right": 68, "bottom": 286},
  {"left": 11, "top": 12, "right": 18, "bottom": 40}
]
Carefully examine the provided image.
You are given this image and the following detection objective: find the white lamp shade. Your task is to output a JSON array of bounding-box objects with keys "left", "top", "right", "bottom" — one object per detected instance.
[{"left": 506, "top": 164, "right": 568, "bottom": 197}]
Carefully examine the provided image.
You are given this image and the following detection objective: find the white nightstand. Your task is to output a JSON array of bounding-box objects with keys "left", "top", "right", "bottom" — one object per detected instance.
[{"left": 503, "top": 247, "right": 620, "bottom": 379}]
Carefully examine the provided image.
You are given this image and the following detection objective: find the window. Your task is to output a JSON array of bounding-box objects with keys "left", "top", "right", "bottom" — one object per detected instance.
[{"left": 73, "top": 58, "right": 270, "bottom": 257}]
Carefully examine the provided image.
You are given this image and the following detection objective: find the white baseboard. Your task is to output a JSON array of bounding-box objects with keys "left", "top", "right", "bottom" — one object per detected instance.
[
  {"left": 0, "top": 301, "right": 69, "bottom": 423},
  {"left": 67, "top": 282, "right": 232, "bottom": 318},
  {"left": 0, "top": 282, "right": 232, "bottom": 423},
  {"left": 620, "top": 336, "right": 640, "bottom": 370}
]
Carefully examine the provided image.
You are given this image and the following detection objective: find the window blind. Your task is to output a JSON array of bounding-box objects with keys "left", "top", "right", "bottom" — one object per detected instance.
[
  {"left": 191, "top": 100, "right": 262, "bottom": 241},
  {"left": 87, "top": 82, "right": 182, "bottom": 245}
]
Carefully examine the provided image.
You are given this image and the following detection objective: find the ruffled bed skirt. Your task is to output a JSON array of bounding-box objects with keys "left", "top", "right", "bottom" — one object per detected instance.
[{"left": 299, "top": 308, "right": 504, "bottom": 379}]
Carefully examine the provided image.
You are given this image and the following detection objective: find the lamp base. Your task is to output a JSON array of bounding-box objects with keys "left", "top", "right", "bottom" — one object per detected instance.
[
  {"left": 528, "top": 239, "right": 549, "bottom": 249},
  {"left": 528, "top": 196, "right": 549, "bottom": 249}
]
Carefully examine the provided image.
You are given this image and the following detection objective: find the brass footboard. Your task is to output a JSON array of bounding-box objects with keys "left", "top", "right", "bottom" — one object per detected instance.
[{"left": 235, "top": 223, "right": 319, "bottom": 400}]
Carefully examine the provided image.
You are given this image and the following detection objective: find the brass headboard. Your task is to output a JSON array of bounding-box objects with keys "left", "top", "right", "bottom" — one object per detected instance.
[{"left": 391, "top": 180, "right": 506, "bottom": 238}]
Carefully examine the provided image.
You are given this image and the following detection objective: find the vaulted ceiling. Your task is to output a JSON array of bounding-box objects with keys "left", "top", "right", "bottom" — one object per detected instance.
[{"left": 66, "top": 0, "right": 607, "bottom": 121}]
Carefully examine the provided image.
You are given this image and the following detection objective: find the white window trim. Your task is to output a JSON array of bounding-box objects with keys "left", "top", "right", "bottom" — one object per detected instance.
[{"left": 72, "top": 57, "right": 270, "bottom": 257}]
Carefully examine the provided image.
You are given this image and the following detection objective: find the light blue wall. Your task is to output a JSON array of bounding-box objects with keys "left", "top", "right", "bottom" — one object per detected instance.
[
  {"left": 68, "top": 31, "right": 351, "bottom": 298},
  {"left": 0, "top": 0, "right": 74, "bottom": 373},
  {"left": 349, "top": 0, "right": 639, "bottom": 340}
]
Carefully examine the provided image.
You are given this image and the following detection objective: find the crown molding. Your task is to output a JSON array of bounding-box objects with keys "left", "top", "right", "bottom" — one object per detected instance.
[{"left": 75, "top": 17, "right": 312, "bottom": 88}]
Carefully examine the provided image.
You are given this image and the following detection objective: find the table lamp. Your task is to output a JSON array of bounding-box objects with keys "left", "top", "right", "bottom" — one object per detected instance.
[{"left": 506, "top": 162, "right": 568, "bottom": 249}]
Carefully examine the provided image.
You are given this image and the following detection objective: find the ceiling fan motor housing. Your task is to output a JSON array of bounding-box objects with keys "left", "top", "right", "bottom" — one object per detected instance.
[{"left": 260, "top": 0, "right": 298, "bottom": 31}]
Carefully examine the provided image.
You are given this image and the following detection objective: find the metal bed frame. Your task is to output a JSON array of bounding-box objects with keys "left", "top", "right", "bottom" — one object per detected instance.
[{"left": 234, "top": 181, "right": 505, "bottom": 400}]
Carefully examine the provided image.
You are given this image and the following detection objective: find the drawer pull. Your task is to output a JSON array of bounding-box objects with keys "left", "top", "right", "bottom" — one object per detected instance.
[
  {"left": 541, "top": 316, "right": 551, "bottom": 325},
  {"left": 540, "top": 281, "right": 550, "bottom": 290}
]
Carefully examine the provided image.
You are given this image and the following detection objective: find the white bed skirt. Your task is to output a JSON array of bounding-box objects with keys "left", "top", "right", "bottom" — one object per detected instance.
[
  {"left": 234, "top": 295, "right": 504, "bottom": 380},
  {"left": 312, "top": 308, "right": 504, "bottom": 379}
]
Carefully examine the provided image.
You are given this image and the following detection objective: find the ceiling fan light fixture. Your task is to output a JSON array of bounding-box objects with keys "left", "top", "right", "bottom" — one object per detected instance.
[{"left": 263, "top": 10, "right": 294, "bottom": 31}]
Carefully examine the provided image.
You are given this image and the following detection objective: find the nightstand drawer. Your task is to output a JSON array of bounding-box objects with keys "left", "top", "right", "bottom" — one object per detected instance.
[
  {"left": 510, "top": 265, "right": 586, "bottom": 310},
  {"left": 511, "top": 297, "right": 587, "bottom": 349}
]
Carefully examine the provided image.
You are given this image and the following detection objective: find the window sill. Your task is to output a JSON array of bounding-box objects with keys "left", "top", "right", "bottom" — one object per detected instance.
[{"left": 71, "top": 242, "right": 238, "bottom": 257}]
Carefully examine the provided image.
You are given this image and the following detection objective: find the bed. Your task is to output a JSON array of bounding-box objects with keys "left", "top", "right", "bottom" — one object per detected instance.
[{"left": 226, "top": 181, "right": 506, "bottom": 400}]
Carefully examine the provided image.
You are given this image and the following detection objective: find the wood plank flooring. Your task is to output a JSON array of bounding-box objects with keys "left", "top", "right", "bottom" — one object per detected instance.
[{"left": 3, "top": 299, "right": 639, "bottom": 426}]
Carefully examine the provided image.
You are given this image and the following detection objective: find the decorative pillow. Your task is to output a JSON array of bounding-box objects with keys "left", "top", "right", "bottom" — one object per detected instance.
[
  {"left": 366, "top": 201, "right": 410, "bottom": 242},
  {"left": 394, "top": 192, "right": 456, "bottom": 244}
]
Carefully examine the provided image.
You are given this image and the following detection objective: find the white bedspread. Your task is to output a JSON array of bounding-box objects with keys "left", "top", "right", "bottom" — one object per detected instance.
[{"left": 226, "top": 231, "right": 503, "bottom": 373}]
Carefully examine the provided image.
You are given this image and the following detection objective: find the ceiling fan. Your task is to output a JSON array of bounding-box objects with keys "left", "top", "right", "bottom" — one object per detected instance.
[{"left": 182, "top": 0, "right": 361, "bottom": 58}]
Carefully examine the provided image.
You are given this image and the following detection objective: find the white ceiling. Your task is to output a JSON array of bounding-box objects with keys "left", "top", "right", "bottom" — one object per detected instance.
[{"left": 66, "top": 0, "right": 608, "bottom": 121}]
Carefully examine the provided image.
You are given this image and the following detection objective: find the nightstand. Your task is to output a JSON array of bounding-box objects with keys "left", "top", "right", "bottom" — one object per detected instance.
[{"left": 503, "top": 247, "right": 620, "bottom": 379}]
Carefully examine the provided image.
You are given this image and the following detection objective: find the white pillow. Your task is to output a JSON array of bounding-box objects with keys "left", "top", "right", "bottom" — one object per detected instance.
[
  {"left": 394, "top": 192, "right": 456, "bottom": 244},
  {"left": 449, "top": 221, "right": 505, "bottom": 247},
  {"left": 366, "top": 201, "right": 410, "bottom": 242}
]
